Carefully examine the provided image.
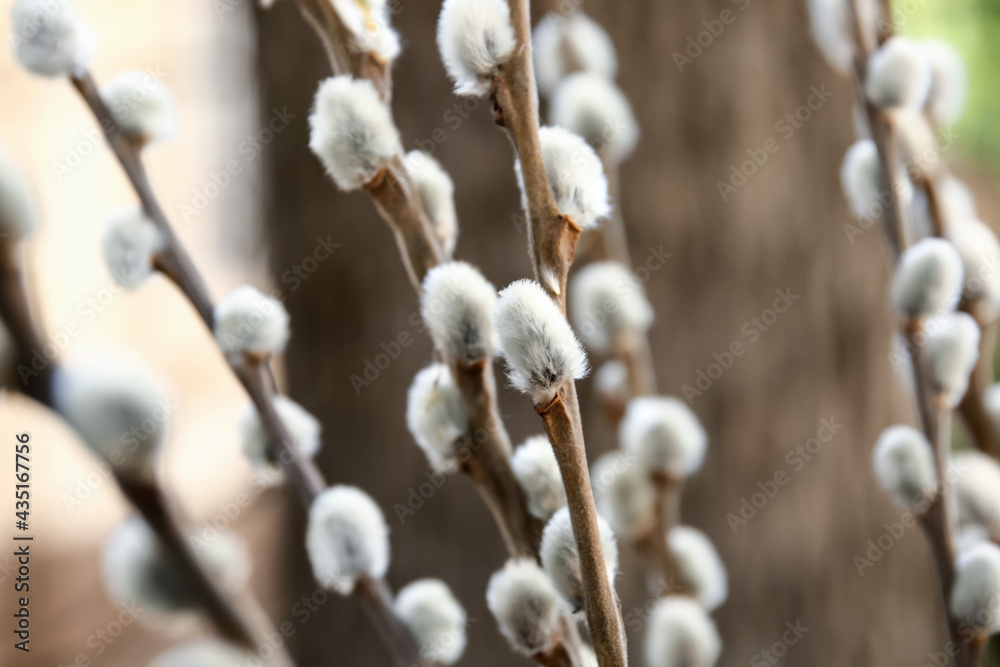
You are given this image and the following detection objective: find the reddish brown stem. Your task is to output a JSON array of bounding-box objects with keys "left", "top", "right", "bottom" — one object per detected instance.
[
  {"left": 538, "top": 391, "right": 627, "bottom": 667},
  {"left": 452, "top": 358, "right": 543, "bottom": 558},
  {"left": 353, "top": 574, "right": 423, "bottom": 667},
  {"left": 117, "top": 476, "right": 294, "bottom": 666},
  {"left": 0, "top": 243, "right": 52, "bottom": 402}
]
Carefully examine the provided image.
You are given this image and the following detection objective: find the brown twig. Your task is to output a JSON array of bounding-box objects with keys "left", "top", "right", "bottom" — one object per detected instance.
[
  {"left": 117, "top": 475, "right": 295, "bottom": 666},
  {"left": 0, "top": 243, "right": 52, "bottom": 402},
  {"left": 285, "top": 0, "right": 545, "bottom": 566},
  {"left": 538, "top": 392, "right": 627, "bottom": 667},
  {"left": 0, "top": 236, "right": 293, "bottom": 661},
  {"left": 365, "top": 157, "right": 447, "bottom": 290},
  {"left": 69, "top": 69, "right": 328, "bottom": 507},
  {"left": 67, "top": 67, "right": 429, "bottom": 665},
  {"left": 632, "top": 476, "right": 688, "bottom": 597},
  {"left": 353, "top": 574, "right": 424, "bottom": 667},
  {"left": 451, "top": 357, "right": 544, "bottom": 557},
  {"left": 492, "top": 0, "right": 576, "bottom": 308}
]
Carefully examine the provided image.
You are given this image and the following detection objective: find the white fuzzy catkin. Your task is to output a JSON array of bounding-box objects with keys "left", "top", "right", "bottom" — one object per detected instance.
[
  {"left": 511, "top": 435, "right": 566, "bottom": 520},
  {"left": 0, "top": 146, "right": 37, "bottom": 238},
  {"left": 840, "top": 140, "right": 883, "bottom": 220},
  {"left": 872, "top": 425, "right": 937, "bottom": 509},
  {"left": 308, "top": 76, "right": 400, "bottom": 191},
  {"left": 51, "top": 355, "right": 168, "bottom": 474},
  {"left": 406, "top": 363, "right": 466, "bottom": 472},
  {"left": 668, "top": 526, "right": 728, "bottom": 611},
  {"left": 519, "top": 126, "right": 610, "bottom": 231},
  {"left": 939, "top": 175, "right": 978, "bottom": 226},
  {"left": 540, "top": 507, "right": 618, "bottom": 610},
  {"left": 570, "top": 261, "right": 653, "bottom": 352},
  {"left": 645, "top": 597, "right": 722, "bottom": 667},
  {"left": 329, "top": 0, "right": 400, "bottom": 62},
  {"left": 405, "top": 151, "right": 458, "bottom": 256},
  {"left": 421, "top": 262, "right": 497, "bottom": 362},
  {"left": 238, "top": 395, "right": 321, "bottom": 473},
  {"left": 436, "top": 0, "right": 515, "bottom": 96},
  {"left": 491, "top": 279, "right": 589, "bottom": 404},
  {"left": 101, "top": 208, "right": 164, "bottom": 290},
  {"left": 214, "top": 285, "right": 290, "bottom": 356},
  {"left": 486, "top": 558, "right": 567, "bottom": 655},
  {"left": 10, "top": 0, "right": 92, "bottom": 78},
  {"left": 150, "top": 640, "right": 248, "bottom": 667},
  {"left": 595, "top": 360, "right": 629, "bottom": 406},
  {"left": 306, "top": 485, "right": 389, "bottom": 594},
  {"left": 590, "top": 452, "right": 656, "bottom": 539},
  {"left": 533, "top": 12, "right": 617, "bottom": 97},
  {"left": 925, "top": 312, "right": 980, "bottom": 408},
  {"left": 953, "top": 451, "right": 1000, "bottom": 540},
  {"left": 890, "top": 238, "right": 963, "bottom": 319},
  {"left": 950, "top": 542, "right": 1000, "bottom": 635},
  {"left": 946, "top": 218, "right": 1000, "bottom": 305},
  {"left": 619, "top": 397, "right": 708, "bottom": 478},
  {"left": 550, "top": 73, "right": 639, "bottom": 163},
  {"left": 922, "top": 39, "right": 967, "bottom": 127},
  {"left": 865, "top": 37, "right": 932, "bottom": 110},
  {"left": 806, "top": 0, "right": 853, "bottom": 75},
  {"left": 102, "top": 519, "right": 248, "bottom": 613},
  {"left": 394, "top": 579, "right": 467, "bottom": 665},
  {"left": 101, "top": 70, "right": 178, "bottom": 145}
]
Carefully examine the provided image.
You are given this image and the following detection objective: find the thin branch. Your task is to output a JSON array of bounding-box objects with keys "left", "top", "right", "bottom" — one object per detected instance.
[
  {"left": 632, "top": 476, "right": 688, "bottom": 597},
  {"left": 492, "top": 0, "right": 575, "bottom": 307},
  {"left": 69, "top": 69, "right": 328, "bottom": 507},
  {"left": 284, "top": 0, "right": 544, "bottom": 563},
  {"left": 117, "top": 475, "right": 295, "bottom": 666},
  {"left": 65, "top": 67, "right": 428, "bottom": 665},
  {"left": 353, "top": 575, "right": 424, "bottom": 667},
  {"left": 451, "top": 357, "right": 544, "bottom": 557},
  {"left": 538, "top": 392, "right": 627, "bottom": 667},
  {"left": 0, "top": 243, "right": 52, "bottom": 403}
]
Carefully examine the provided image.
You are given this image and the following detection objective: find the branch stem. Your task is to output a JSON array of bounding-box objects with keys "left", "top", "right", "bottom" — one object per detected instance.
[
  {"left": 451, "top": 358, "right": 543, "bottom": 558},
  {"left": 353, "top": 574, "right": 423, "bottom": 667},
  {"left": 537, "top": 391, "right": 627, "bottom": 667}
]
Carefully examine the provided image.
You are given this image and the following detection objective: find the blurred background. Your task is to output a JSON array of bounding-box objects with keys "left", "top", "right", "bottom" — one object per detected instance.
[{"left": 2, "top": 0, "right": 1000, "bottom": 665}]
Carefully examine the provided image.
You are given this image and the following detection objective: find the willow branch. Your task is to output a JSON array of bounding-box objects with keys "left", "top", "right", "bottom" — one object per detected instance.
[
  {"left": 1, "top": 231, "right": 298, "bottom": 661},
  {"left": 0, "top": 243, "right": 52, "bottom": 402},
  {"left": 353, "top": 575, "right": 424, "bottom": 667},
  {"left": 632, "top": 476, "right": 688, "bottom": 597},
  {"left": 491, "top": 0, "right": 575, "bottom": 307},
  {"left": 69, "top": 69, "right": 328, "bottom": 507},
  {"left": 538, "top": 391, "right": 627, "bottom": 667},
  {"left": 364, "top": 157, "right": 446, "bottom": 290},
  {"left": 451, "top": 357, "right": 544, "bottom": 557}
]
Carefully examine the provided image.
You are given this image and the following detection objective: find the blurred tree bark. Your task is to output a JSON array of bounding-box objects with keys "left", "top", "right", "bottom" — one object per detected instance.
[{"left": 255, "top": 0, "right": 946, "bottom": 665}]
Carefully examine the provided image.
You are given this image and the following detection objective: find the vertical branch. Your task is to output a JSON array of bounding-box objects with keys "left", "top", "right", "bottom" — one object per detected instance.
[{"left": 538, "top": 393, "right": 627, "bottom": 667}]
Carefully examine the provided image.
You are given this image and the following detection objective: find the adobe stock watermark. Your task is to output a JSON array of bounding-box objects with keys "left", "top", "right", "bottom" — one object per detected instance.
[
  {"left": 672, "top": 0, "right": 751, "bottom": 73},
  {"left": 852, "top": 458, "right": 966, "bottom": 576},
  {"left": 717, "top": 84, "right": 834, "bottom": 202},
  {"left": 750, "top": 620, "right": 810, "bottom": 666},
  {"left": 725, "top": 417, "right": 843, "bottom": 535},
  {"left": 682, "top": 288, "right": 799, "bottom": 404}
]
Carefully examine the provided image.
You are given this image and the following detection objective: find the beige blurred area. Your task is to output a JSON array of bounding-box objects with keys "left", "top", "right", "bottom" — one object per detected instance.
[{"left": 0, "top": 1, "right": 288, "bottom": 665}]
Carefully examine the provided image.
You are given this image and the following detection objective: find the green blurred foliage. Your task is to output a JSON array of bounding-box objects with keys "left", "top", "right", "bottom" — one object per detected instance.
[{"left": 902, "top": 0, "right": 1000, "bottom": 168}]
